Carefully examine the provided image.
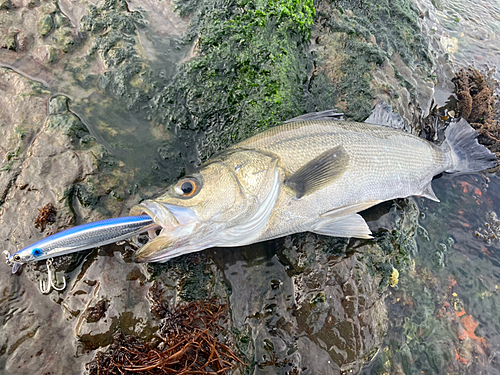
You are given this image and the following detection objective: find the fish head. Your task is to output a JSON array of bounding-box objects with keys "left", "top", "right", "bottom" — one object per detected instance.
[{"left": 131, "top": 149, "right": 280, "bottom": 262}]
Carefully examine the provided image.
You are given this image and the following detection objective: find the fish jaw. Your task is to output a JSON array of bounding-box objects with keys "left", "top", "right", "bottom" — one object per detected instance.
[
  {"left": 130, "top": 200, "right": 181, "bottom": 228},
  {"left": 130, "top": 201, "right": 203, "bottom": 262}
]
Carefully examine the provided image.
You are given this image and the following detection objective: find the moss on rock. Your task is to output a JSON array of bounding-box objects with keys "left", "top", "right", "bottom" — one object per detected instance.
[
  {"left": 151, "top": 0, "right": 336, "bottom": 160},
  {"left": 314, "top": 0, "right": 432, "bottom": 121}
]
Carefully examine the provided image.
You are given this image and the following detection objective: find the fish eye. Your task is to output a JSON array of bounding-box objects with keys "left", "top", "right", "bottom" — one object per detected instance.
[
  {"left": 32, "top": 248, "right": 42, "bottom": 257},
  {"left": 174, "top": 177, "right": 200, "bottom": 198},
  {"left": 13, "top": 254, "right": 21, "bottom": 262}
]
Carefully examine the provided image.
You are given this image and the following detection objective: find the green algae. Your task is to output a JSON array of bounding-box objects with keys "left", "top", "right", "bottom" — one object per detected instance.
[
  {"left": 146, "top": 254, "right": 230, "bottom": 302},
  {"left": 37, "top": 14, "right": 54, "bottom": 37},
  {"left": 46, "top": 95, "right": 94, "bottom": 146},
  {"left": 40, "top": 1, "right": 79, "bottom": 61},
  {"left": 155, "top": 0, "right": 324, "bottom": 160},
  {"left": 80, "top": 0, "right": 149, "bottom": 110},
  {"left": 317, "top": 0, "right": 432, "bottom": 120}
]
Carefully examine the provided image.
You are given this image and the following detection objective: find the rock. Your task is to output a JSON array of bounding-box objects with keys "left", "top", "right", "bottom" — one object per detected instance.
[{"left": 0, "top": 68, "right": 138, "bottom": 374}]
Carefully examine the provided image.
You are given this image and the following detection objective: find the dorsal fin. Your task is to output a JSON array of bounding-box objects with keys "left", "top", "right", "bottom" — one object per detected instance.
[
  {"left": 283, "top": 109, "right": 344, "bottom": 124},
  {"left": 364, "top": 101, "right": 407, "bottom": 130},
  {"left": 284, "top": 145, "right": 349, "bottom": 199}
]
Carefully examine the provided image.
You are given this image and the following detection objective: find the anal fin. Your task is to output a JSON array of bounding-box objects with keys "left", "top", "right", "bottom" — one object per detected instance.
[
  {"left": 311, "top": 213, "right": 373, "bottom": 239},
  {"left": 419, "top": 183, "right": 440, "bottom": 202}
]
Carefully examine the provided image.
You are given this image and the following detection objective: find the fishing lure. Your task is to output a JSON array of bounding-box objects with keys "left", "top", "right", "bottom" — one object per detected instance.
[{"left": 4, "top": 215, "right": 158, "bottom": 293}]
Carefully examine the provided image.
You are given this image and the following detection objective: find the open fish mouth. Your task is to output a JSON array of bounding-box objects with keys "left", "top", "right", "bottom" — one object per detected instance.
[{"left": 129, "top": 200, "right": 200, "bottom": 262}]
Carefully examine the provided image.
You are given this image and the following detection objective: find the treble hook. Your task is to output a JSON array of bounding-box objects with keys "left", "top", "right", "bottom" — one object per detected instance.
[{"left": 39, "top": 258, "right": 66, "bottom": 294}]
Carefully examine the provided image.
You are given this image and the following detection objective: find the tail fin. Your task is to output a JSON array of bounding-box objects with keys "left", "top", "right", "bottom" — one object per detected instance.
[{"left": 443, "top": 118, "right": 497, "bottom": 173}]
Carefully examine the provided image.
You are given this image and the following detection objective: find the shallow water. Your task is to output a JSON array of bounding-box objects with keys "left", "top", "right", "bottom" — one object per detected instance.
[
  {"left": 361, "top": 173, "right": 500, "bottom": 374},
  {"left": 1, "top": 0, "right": 500, "bottom": 374},
  {"left": 415, "top": 0, "right": 500, "bottom": 105}
]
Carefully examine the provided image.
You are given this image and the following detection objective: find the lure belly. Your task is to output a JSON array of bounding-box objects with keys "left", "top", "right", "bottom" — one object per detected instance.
[{"left": 7, "top": 215, "right": 158, "bottom": 273}]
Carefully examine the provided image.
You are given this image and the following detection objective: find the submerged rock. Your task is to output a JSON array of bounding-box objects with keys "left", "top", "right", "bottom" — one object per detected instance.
[{"left": 0, "top": 68, "right": 138, "bottom": 374}]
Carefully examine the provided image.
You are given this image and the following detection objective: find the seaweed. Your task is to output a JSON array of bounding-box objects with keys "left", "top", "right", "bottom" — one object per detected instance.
[
  {"left": 85, "top": 301, "right": 245, "bottom": 375},
  {"left": 155, "top": 0, "right": 321, "bottom": 161},
  {"left": 453, "top": 67, "right": 500, "bottom": 172},
  {"left": 34, "top": 202, "right": 57, "bottom": 232}
]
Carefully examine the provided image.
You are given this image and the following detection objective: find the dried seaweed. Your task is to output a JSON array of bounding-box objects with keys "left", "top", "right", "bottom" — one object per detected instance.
[
  {"left": 453, "top": 67, "right": 500, "bottom": 172},
  {"left": 85, "top": 301, "right": 245, "bottom": 375},
  {"left": 34, "top": 202, "right": 57, "bottom": 232}
]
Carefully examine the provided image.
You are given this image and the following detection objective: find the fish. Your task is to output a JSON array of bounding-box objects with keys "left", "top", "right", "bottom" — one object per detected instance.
[
  {"left": 7, "top": 215, "right": 158, "bottom": 273},
  {"left": 130, "top": 111, "right": 497, "bottom": 263}
]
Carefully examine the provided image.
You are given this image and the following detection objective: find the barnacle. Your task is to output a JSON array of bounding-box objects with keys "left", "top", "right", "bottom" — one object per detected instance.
[{"left": 475, "top": 211, "right": 500, "bottom": 244}]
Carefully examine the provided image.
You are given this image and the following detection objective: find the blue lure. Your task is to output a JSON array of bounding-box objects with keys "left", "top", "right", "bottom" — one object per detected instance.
[{"left": 5, "top": 215, "right": 158, "bottom": 292}]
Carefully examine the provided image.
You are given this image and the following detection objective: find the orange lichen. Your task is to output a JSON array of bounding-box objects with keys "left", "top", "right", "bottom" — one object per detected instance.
[
  {"left": 455, "top": 349, "right": 469, "bottom": 365},
  {"left": 459, "top": 315, "right": 486, "bottom": 347},
  {"left": 461, "top": 181, "right": 470, "bottom": 193}
]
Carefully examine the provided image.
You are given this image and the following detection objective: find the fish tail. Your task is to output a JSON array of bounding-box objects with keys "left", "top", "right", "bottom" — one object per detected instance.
[{"left": 443, "top": 118, "right": 497, "bottom": 173}]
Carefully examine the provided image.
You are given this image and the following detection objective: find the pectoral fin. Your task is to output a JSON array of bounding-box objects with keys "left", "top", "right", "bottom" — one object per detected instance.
[
  {"left": 311, "top": 213, "right": 373, "bottom": 239},
  {"left": 285, "top": 145, "right": 349, "bottom": 198},
  {"left": 419, "top": 183, "right": 440, "bottom": 202}
]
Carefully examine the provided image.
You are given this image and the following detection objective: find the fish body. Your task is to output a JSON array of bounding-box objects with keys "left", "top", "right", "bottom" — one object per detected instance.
[
  {"left": 130, "top": 115, "right": 497, "bottom": 263},
  {"left": 8, "top": 215, "right": 157, "bottom": 272}
]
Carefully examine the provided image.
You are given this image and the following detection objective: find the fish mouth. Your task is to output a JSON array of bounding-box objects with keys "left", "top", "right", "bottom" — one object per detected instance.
[
  {"left": 130, "top": 200, "right": 200, "bottom": 263},
  {"left": 130, "top": 200, "right": 199, "bottom": 227}
]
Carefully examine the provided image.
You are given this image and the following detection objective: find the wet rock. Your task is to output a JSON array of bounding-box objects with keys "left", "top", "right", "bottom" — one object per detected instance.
[
  {"left": 215, "top": 199, "right": 419, "bottom": 374},
  {"left": 0, "top": 68, "right": 48, "bottom": 206},
  {"left": 0, "top": 67, "right": 137, "bottom": 374},
  {"left": 65, "top": 251, "right": 157, "bottom": 352},
  {"left": 313, "top": 0, "right": 434, "bottom": 124},
  {"left": 0, "top": 0, "right": 80, "bottom": 68}
]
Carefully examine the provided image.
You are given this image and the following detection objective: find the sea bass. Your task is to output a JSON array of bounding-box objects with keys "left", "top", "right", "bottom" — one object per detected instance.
[{"left": 130, "top": 113, "right": 497, "bottom": 262}]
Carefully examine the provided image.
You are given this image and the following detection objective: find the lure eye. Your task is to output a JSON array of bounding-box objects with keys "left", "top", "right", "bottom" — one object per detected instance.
[
  {"left": 32, "top": 248, "right": 42, "bottom": 257},
  {"left": 13, "top": 254, "right": 21, "bottom": 262},
  {"left": 174, "top": 177, "right": 200, "bottom": 198}
]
